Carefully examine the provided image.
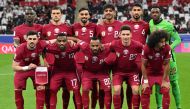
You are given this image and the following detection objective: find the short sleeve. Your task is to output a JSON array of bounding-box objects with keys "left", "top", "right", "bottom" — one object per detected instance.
[
  {"left": 164, "top": 45, "right": 171, "bottom": 60},
  {"left": 142, "top": 45, "right": 149, "bottom": 60}
]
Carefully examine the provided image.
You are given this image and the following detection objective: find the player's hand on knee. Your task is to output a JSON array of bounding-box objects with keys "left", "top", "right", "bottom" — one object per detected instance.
[
  {"left": 142, "top": 83, "right": 150, "bottom": 94},
  {"left": 28, "top": 63, "right": 37, "bottom": 70},
  {"left": 161, "top": 80, "right": 170, "bottom": 89}
]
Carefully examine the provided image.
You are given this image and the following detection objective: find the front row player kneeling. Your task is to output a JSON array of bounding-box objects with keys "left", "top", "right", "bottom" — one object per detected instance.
[{"left": 141, "top": 30, "right": 171, "bottom": 109}]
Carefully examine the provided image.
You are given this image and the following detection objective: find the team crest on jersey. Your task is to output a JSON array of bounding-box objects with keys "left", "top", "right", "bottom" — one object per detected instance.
[
  {"left": 75, "top": 31, "right": 78, "bottom": 36},
  {"left": 47, "top": 31, "right": 51, "bottom": 37},
  {"left": 108, "top": 27, "right": 113, "bottom": 32},
  {"left": 55, "top": 55, "right": 59, "bottom": 58},
  {"left": 23, "top": 35, "right": 27, "bottom": 40},
  {"left": 134, "top": 24, "right": 139, "bottom": 29},
  {"left": 155, "top": 53, "right": 160, "bottom": 57},
  {"left": 82, "top": 27, "right": 87, "bottom": 32},
  {"left": 54, "top": 28, "right": 60, "bottom": 33},
  {"left": 148, "top": 55, "right": 153, "bottom": 59},
  {"left": 85, "top": 56, "right": 88, "bottom": 60},
  {"left": 92, "top": 56, "right": 98, "bottom": 63},
  {"left": 123, "top": 49, "right": 128, "bottom": 55},
  {"left": 101, "top": 31, "right": 106, "bottom": 37},
  {"left": 24, "top": 58, "right": 29, "bottom": 61},
  {"left": 31, "top": 53, "right": 37, "bottom": 58},
  {"left": 116, "top": 52, "right": 120, "bottom": 57},
  {"left": 61, "top": 52, "right": 66, "bottom": 57}
]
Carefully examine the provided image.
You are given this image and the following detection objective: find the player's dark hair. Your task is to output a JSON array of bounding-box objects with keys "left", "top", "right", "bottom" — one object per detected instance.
[
  {"left": 91, "top": 36, "right": 101, "bottom": 42},
  {"left": 131, "top": 3, "right": 142, "bottom": 10},
  {"left": 51, "top": 6, "right": 62, "bottom": 13},
  {"left": 147, "top": 30, "right": 169, "bottom": 48},
  {"left": 103, "top": 4, "right": 115, "bottom": 11},
  {"left": 57, "top": 33, "right": 67, "bottom": 38},
  {"left": 25, "top": 7, "right": 36, "bottom": 15},
  {"left": 26, "top": 30, "right": 39, "bottom": 37},
  {"left": 120, "top": 25, "right": 131, "bottom": 32},
  {"left": 79, "top": 7, "right": 89, "bottom": 13}
]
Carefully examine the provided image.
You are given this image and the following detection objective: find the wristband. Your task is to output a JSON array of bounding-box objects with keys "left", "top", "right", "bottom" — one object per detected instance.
[
  {"left": 144, "top": 79, "right": 148, "bottom": 83},
  {"left": 22, "top": 66, "right": 29, "bottom": 71}
]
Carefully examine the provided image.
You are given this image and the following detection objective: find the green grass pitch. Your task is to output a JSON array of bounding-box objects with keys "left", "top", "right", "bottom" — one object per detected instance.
[{"left": 0, "top": 53, "right": 189, "bottom": 109}]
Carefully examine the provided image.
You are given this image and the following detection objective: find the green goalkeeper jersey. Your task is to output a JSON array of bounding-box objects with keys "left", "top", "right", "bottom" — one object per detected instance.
[{"left": 149, "top": 19, "right": 181, "bottom": 50}]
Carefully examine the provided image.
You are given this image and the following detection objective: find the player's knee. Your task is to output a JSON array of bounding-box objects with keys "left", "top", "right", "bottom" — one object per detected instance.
[
  {"left": 36, "top": 85, "right": 46, "bottom": 91},
  {"left": 132, "top": 88, "right": 139, "bottom": 95},
  {"left": 113, "top": 85, "right": 121, "bottom": 95},
  {"left": 160, "top": 87, "right": 170, "bottom": 95},
  {"left": 142, "top": 87, "right": 151, "bottom": 95}
]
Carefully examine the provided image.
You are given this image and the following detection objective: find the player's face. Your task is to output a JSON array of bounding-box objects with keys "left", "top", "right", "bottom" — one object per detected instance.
[
  {"left": 119, "top": 30, "right": 132, "bottom": 45},
  {"left": 25, "top": 10, "right": 36, "bottom": 23},
  {"left": 51, "top": 9, "right": 62, "bottom": 23},
  {"left": 56, "top": 36, "right": 67, "bottom": 50},
  {"left": 131, "top": 6, "right": 143, "bottom": 20},
  {"left": 156, "top": 38, "right": 166, "bottom": 49},
  {"left": 78, "top": 10, "right": 90, "bottom": 24},
  {"left": 150, "top": 8, "right": 161, "bottom": 21},
  {"left": 90, "top": 40, "right": 101, "bottom": 54},
  {"left": 103, "top": 8, "right": 115, "bottom": 21},
  {"left": 26, "top": 35, "right": 39, "bottom": 49}
]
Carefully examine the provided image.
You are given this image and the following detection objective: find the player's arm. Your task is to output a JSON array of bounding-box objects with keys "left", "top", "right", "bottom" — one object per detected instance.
[
  {"left": 161, "top": 59, "right": 170, "bottom": 88},
  {"left": 170, "top": 24, "right": 181, "bottom": 49},
  {"left": 13, "top": 38, "right": 20, "bottom": 48},
  {"left": 12, "top": 61, "right": 37, "bottom": 72}
]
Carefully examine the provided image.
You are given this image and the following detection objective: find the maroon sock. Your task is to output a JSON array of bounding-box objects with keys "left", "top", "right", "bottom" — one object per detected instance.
[
  {"left": 126, "top": 86, "right": 132, "bottom": 109},
  {"left": 62, "top": 89, "right": 70, "bottom": 109},
  {"left": 50, "top": 90, "right": 57, "bottom": 109},
  {"left": 36, "top": 89, "right": 45, "bottom": 109},
  {"left": 15, "top": 90, "right": 24, "bottom": 109},
  {"left": 73, "top": 90, "right": 82, "bottom": 109},
  {"left": 82, "top": 90, "right": 89, "bottom": 109},
  {"left": 162, "top": 92, "right": 170, "bottom": 109},
  {"left": 132, "top": 94, "right": 140, "bottom": 109},
  {"left": 141, "top": 94, "right": 150, "bottom": 109},
  {"left": 104, "top": 91, "right": 111, "bottom": 109},
  {"left": 120, "top": 86, "right": 124, "bottom": 108},
  {"left": 113, "top": 94, "right": 121, "bottom": 109},
  {"left": 91, "top": 82, "right": 98, "bottom": 108},
  {"left": 99, "top": 89, "right": 104, "bottom": 109},
  {"left": 45, "top": 88, "right": 50, "bottom": 109}
]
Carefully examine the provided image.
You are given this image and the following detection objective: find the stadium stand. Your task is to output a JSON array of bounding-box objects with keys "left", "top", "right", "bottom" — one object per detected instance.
[{"left": 0, "top": 0, "right": 190, "bottom": 34}]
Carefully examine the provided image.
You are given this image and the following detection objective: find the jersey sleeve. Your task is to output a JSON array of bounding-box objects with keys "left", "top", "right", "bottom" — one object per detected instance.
[
  {"left": 41, "top": 25, "right": 48, "bottom": 40},
  {"left": 13, "top": 27, "right": 22, "bottom": 39},
  {"left": 164, "top": 45, "right": 171, "bottom": 60},
  {"left": 78, "top": 41, "right": 89, "bottom": 51},
  {"left": 142, "top": 45, "right": 149, "bottom": 60},
  {"left": 169, "top": 23, "right": 181, "bottom": 50},
  {"left": 14, "top": 47, "right": 23, "bottom": 62}
]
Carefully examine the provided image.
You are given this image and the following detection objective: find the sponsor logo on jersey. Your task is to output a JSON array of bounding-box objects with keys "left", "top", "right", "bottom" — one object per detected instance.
[
  {"left": 92, "top": 56, "right": 98, "bottom": 63},
  {"left": 148, "top": 55, "right": 153, "bottom": 59}
]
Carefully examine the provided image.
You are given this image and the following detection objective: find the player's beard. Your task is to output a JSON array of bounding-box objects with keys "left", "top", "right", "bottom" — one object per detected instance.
[
  {"left": 133, "top": 15, "right": 140, "bottom": 21},
  {"left": 105, "top": 14, "right": 113, "bottom": 21},
  {"left": 59, "top": 45, "right": 66, "bottom": 50},
  {"left": 29, "top": 43, "right": 36, "bottom": 50},
  {"left": 81, "top": 18, "right": 88, "bottom": 24}
]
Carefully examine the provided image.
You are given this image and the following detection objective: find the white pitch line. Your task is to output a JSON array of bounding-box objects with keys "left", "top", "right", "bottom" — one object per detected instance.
[{"left": 0, "top": 73, "right": 14, "bottom": 76}]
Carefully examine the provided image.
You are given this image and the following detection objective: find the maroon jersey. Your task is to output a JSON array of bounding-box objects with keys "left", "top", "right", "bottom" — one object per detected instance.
[
  {"left": 142, "top": 44, "right": 171, "bottom": 75},
  {"left": 97, "top": 20, "right": 123, "bottom": 43},
  {"left": 77, "top": 42, "right": 113, "bottom": 73},
  {"left": 14, "top": 40, "right": 47, "bottom": 71},
  {"left": 123, "top": 20, "right": 149, "bottom": 45},
  {"left": 72, "top": 22, "right": 97, "bottom": 43},
  {"left": 46, "top": 43, "right": 78, "bottom": 72},
  {"left": 111, "top": 40, "right": 143, "bottom": 74},
  {"left": 13, "top": 24, "right": 42, "bottom": 44},
  {"left": 42, "top": 22, "right": 72, "bottom": 40}
]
